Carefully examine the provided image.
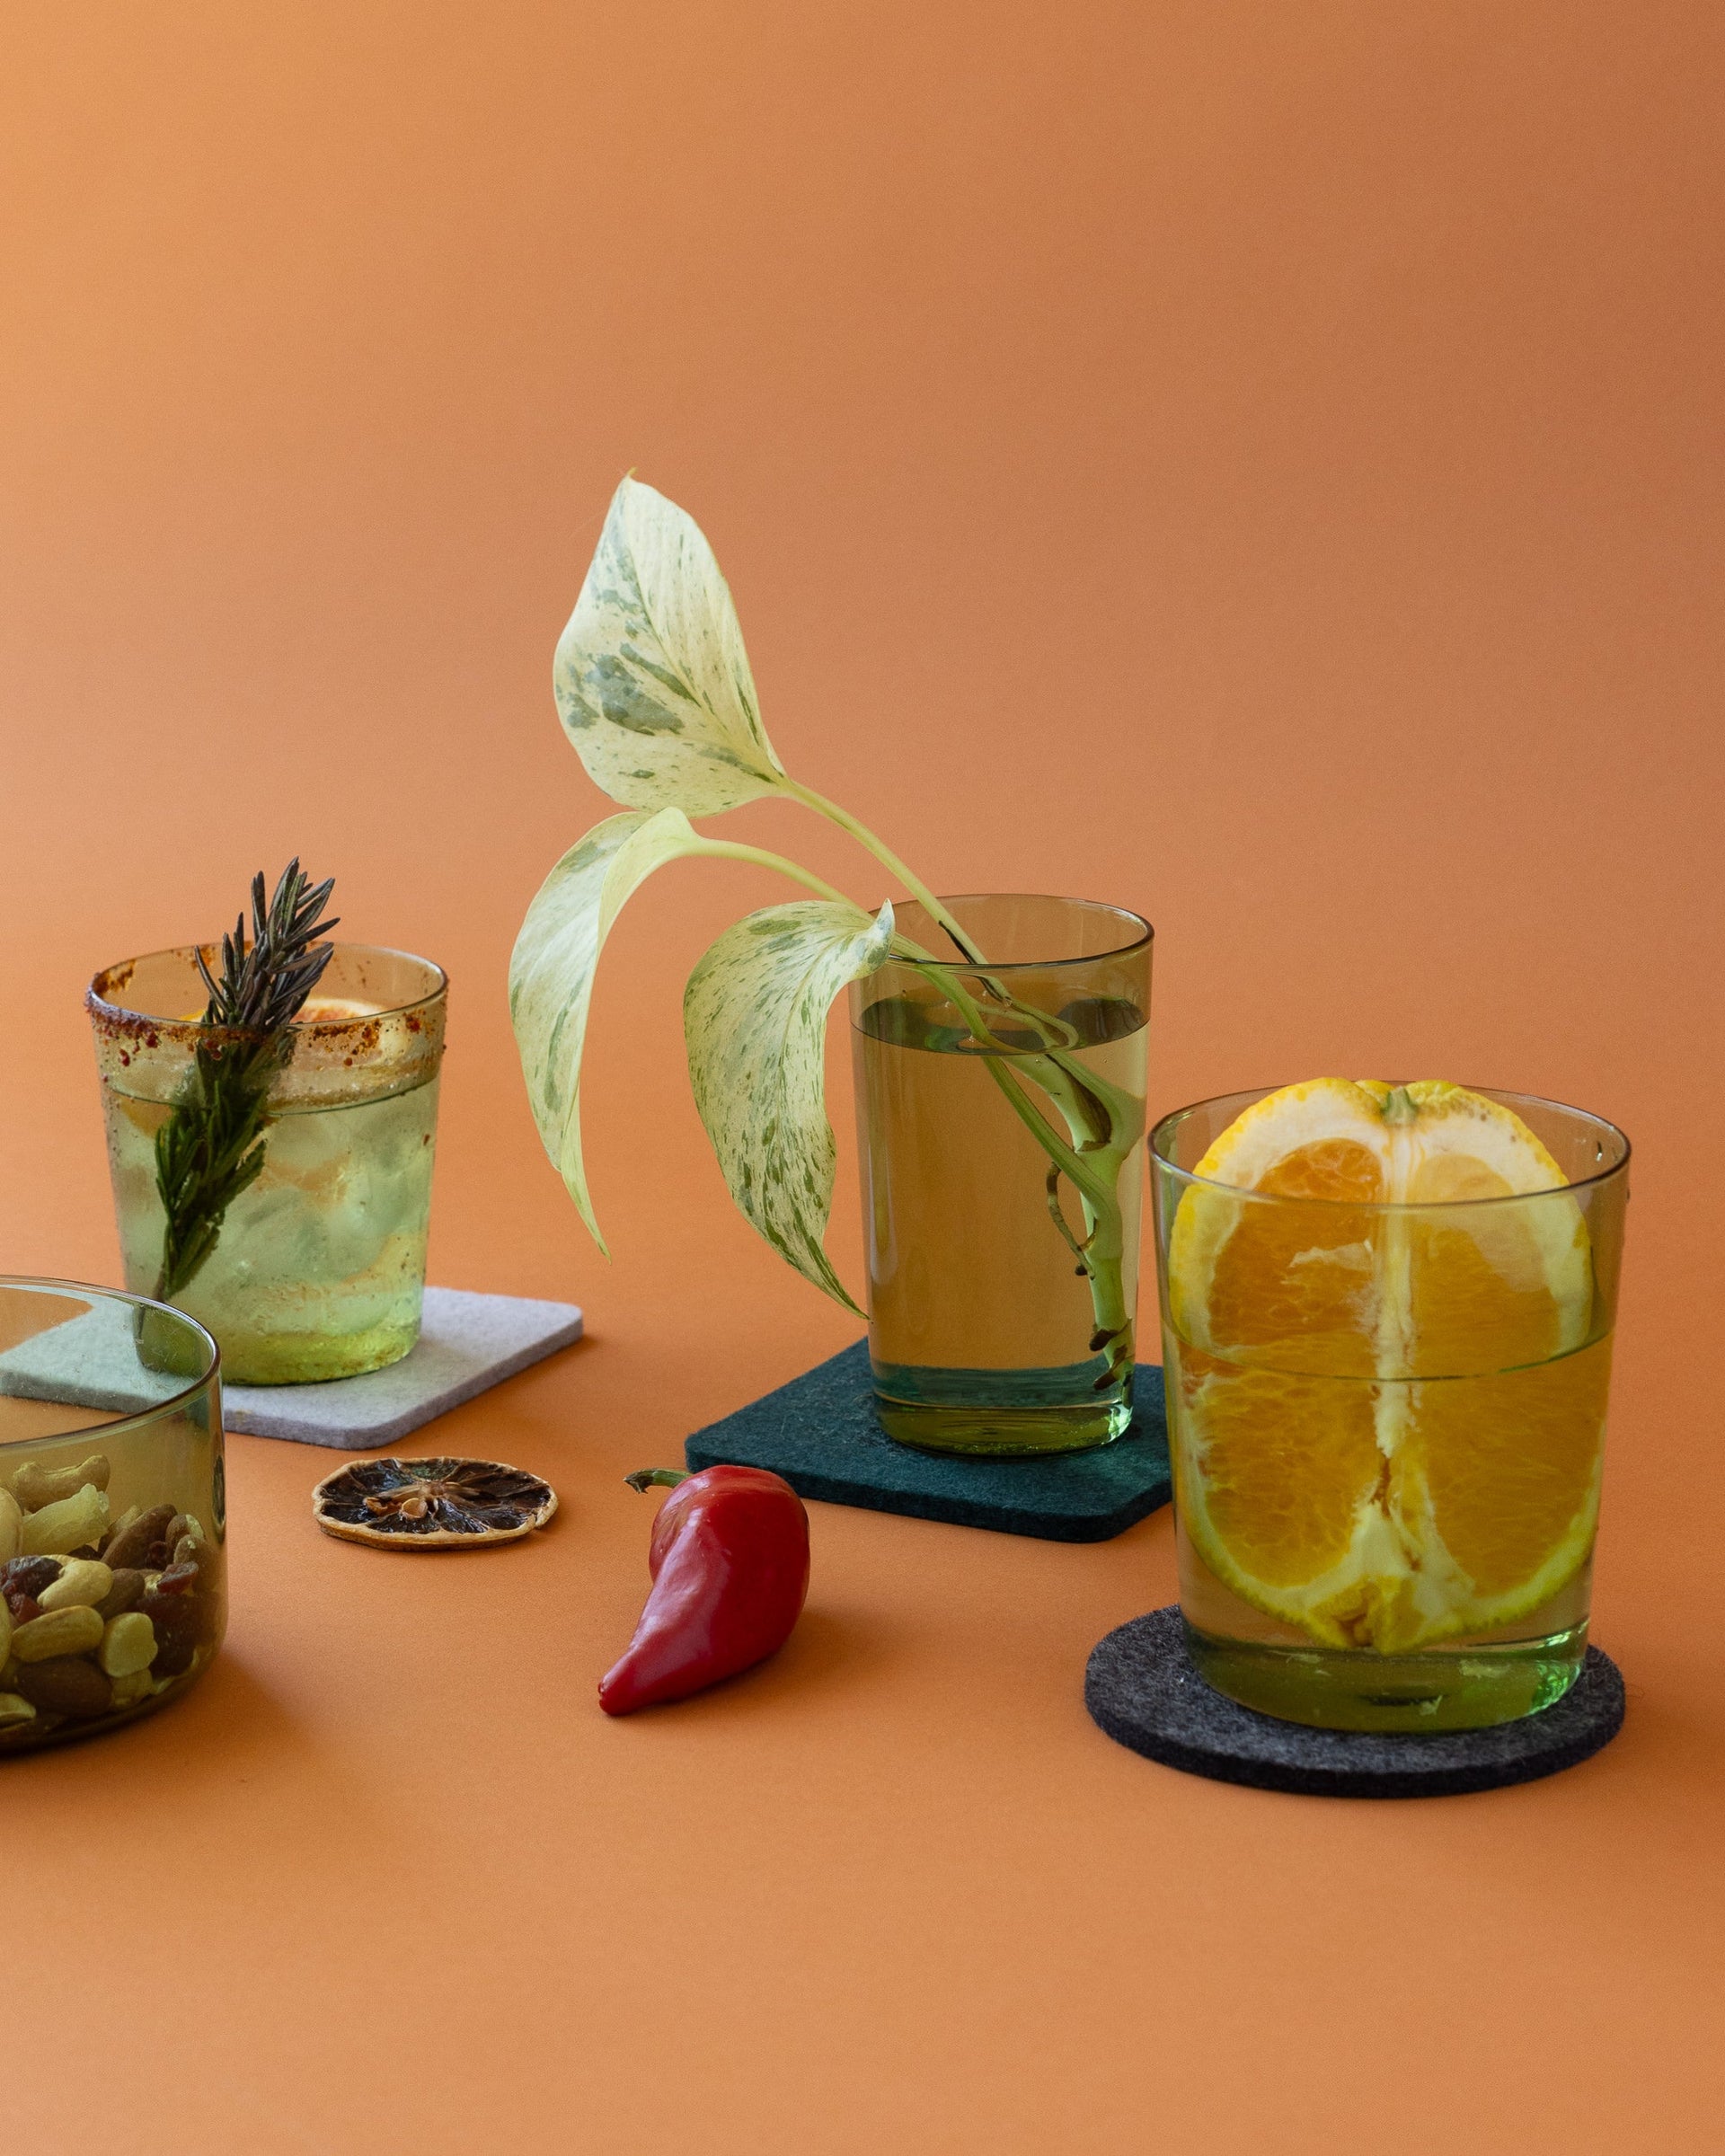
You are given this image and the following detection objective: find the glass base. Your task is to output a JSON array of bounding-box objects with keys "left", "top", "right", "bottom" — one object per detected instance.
[
  {"left": 1183, "top": 1616, "right": 1589, "bottom": 1733},
  {"left": 0, "top": 1656, "right": 215, "bottom": 1756},
  {"left": 217, "top": 1312, "right": 421, "bottom": 1386},
  {"left": 871, "top": 1360, "right": 1132, "bottom": 1457}
]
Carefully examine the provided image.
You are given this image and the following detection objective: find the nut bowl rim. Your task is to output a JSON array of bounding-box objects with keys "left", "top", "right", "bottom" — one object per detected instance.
[{"left": 0, "top": 1277, "right": 220, "bottom": 1454}]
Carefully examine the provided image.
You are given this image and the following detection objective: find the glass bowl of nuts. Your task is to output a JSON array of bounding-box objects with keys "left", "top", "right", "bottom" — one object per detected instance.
[{"left": 1, "top": 1278, "right": 225, "bottom": 1753}]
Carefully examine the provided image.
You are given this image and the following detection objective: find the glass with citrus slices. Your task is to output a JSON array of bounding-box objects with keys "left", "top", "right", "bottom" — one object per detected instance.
[{"left": 1150, "top": 1082, "right": 1628, "bottom": 1733}]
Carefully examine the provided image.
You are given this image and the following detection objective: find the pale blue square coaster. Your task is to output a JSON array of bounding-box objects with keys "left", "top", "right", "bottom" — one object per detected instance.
[{"left": 0, "top": 1286, "right": 584, "bottom": 1450}]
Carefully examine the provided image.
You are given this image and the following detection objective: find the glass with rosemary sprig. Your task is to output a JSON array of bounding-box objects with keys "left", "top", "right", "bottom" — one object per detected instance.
[{"left": 89, "top": 932, "right": 447, "bottom": 1385}]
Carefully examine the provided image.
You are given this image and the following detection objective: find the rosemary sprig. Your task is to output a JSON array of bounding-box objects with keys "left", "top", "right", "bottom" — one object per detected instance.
[{"left": 152, "top": 862, "right": 339, "bottom": 1303}]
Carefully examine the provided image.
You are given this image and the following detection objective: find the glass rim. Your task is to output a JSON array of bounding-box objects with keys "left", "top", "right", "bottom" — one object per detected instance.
[
  {"left": 86, "top": 940, "right": 447, "bottom": 1032},
  {"left": 1150, "top": 1083, "right": 1631, "bottom": 1210},
  {"left": 0, "top": 1277, "right": 220, "bottom": 1451},
  {"left": 880, "top": 893, "right": 1154, "bottom": 970}
]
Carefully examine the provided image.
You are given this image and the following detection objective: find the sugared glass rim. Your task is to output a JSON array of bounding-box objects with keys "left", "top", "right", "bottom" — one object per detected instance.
[
  {"left": 881, "top": 894, "right": 1154, "bottom": 970},
  {"left": 86, "top": 940, "right": 447, "bottom": 1032},
  {"left": 0, "top": 1277, "right": 219, "bottom": 1449},
  {"left": 1150, "top": 1083, "right": 1631, "bottom": 1209}
]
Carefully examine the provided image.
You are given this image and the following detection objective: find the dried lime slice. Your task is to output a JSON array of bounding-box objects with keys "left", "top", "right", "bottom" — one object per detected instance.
[{"left": 312, "top": 1457, "right": 557, "bottom": 1549}]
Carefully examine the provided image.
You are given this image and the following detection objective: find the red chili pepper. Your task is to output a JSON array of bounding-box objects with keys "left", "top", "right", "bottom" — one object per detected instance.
[{"left": 598, "top": 1465, "right": 810, "bottom": 1716}]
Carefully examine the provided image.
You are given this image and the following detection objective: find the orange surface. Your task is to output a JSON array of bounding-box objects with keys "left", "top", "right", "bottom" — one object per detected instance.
[{"left": 3, "top": 4, "right": 1722, "bottom": 2149}]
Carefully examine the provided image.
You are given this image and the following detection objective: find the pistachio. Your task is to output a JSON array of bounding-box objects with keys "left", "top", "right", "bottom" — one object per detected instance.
[
  {"left": 0, "top": 1691, "right": 36, "bottom": 1727},
  {"left": 15, "top": 1656, "right": 111, "bottom": 1718},
  {"left": 0, "top": 1488, "right": 21, "bottom": 1564},
  {"left": 95, "top": 1568, "right": 146, "bottom": 1621},
  {"left": 20, "top": 1484, "right": 111, "bottom": 1559},
  {"left": 109, "top": 1668, "right": 154, "bottom": 1710},
  {"left": 13, "top": 1454, "right": 111, "bottom": 1511},
  {"left": 99, "top": 1612, "right": 158, "bottom": 1678},
  {"left": 38, "top": 1558, "right": 114, "bottom": 1613},
  {"left": 11, "top": 1604, "right": 105, "bottom": 1662},
  {"left": 102, "top": 1504, "right": 176, "bottom": 1572}
]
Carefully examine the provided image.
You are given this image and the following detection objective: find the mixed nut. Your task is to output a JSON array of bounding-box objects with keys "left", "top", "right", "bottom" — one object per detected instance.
[{"left": 0, "top": 1450, "right": 223, "bottom": 1745}]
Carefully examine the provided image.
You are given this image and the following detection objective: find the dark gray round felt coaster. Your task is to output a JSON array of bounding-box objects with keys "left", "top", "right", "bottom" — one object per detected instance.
[{"left": 1085, "top": 1606, "right": 1625, "bottom": 1798}]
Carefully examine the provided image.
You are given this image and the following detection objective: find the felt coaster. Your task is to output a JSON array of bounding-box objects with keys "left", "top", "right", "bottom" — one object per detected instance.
[
  {"left": 1084, "top": 1605, "right": 1626, "bottom": 1798},
  {"left": 0, "top": 1287, "right": 584, "bottom": 1450},
  {"left": 686, "top": 1339, "right": 1170, "bottom": 1542}
]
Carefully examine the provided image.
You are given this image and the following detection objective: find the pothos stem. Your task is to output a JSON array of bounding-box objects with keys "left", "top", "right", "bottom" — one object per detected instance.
[
  {"left": 686, "top": 837, "right": 857, "bottom": 909},
  {"left": 780, "top": 780, "right": 987, "bottom": 962}
]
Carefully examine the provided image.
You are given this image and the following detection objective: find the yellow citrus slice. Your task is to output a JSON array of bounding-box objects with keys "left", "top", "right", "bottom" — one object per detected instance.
[{"left": 1166, "top": 1081, "right": 1605, "bottom": 1652}]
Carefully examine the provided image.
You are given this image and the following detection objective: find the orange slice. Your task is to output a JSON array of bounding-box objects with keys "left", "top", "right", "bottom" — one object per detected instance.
[{"left": 1166, "top": 1081, "right": 1605, "bottom": 1651}]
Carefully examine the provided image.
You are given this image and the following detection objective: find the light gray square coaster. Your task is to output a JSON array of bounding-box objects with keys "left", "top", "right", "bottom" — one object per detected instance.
[{"left": 0, "top": 1286, "right": 584, "bottom": 1450}]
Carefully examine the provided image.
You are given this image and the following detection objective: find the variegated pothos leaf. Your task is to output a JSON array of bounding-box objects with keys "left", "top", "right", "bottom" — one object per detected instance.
[
  {"left": 553, "top": 476, "right": 787, "bottom": 815},
  {"left": 684, "top": 899, "right": 894, "bottom": 1312},
  {"left": 509, "top": 807, "right": 710, "bottom": 1250}
]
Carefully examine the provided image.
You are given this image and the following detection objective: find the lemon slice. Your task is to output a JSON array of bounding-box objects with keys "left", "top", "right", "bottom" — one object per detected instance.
[
  {"left": 1166, "top": 1081, "right": 1605, "bottom": 1652},
  {"left": 296, "top": 998, "right": 380, "bottom": 1024}
]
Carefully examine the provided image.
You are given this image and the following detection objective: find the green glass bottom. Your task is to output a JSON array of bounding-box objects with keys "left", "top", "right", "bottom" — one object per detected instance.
[
  {"left": 216, "top": 1311, "right": 422, "bottom": 1386},
  {"left": 871, "top": 1359, "right": 1132, "bottom": 1457},
  {"left": 1183, "top": 1616, "right": 1590, "bottom": 1734}
]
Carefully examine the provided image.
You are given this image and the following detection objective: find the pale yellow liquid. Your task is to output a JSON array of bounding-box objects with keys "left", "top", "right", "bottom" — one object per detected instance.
[
  {"left": 852, "top": 994, "right": 1146, "bottom": 1453},
  {"left": 1163, "top": 1329, "right": 1610, "bottom": 1730},
  {"left": 103, "top": 1078, "right": 438, "bottom": 1383}
]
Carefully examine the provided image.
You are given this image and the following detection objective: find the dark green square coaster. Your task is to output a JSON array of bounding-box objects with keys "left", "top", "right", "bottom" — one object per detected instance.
[{"left": 685, "top": 1340, "right": 1170, "bottom": 1542}]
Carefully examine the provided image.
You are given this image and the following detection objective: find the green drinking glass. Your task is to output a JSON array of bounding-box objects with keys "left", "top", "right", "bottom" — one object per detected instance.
[
  {"left": 849, "top": 894, "right": 1153, "bottom": 1456},
  {"left": 1150, "top": 1082, "right": 1629, "bottom": 1733},
  {"left": 89, "top": 943, "right": 446, "bottom": 1384},
  {"left": 1, "top": 1278, "right": 225, "bottom": 1754}
]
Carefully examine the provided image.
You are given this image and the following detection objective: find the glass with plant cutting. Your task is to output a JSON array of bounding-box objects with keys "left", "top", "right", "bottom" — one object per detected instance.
[
  {"left": 1151, "top": 1081, "right": 1628, "bottom": 1733},
  {"left": 510, "top": 480, "right": 1151, "bottom": 1454},
  {"left": 2, "top": 1279, "right": 225, "bottom": 1754},
  {"left": 89, "top": 867, "right": 447, "bottom": 1383}
]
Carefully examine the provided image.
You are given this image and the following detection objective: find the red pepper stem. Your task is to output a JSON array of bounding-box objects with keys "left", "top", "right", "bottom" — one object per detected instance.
[{"left": 624, "top": 1469, "right": 689, "bottom": 1493}]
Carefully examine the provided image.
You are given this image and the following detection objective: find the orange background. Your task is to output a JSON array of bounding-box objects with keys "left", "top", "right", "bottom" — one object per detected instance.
[{"left": 3, "top": 4, "right": 1722, "bottom": 2149}]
